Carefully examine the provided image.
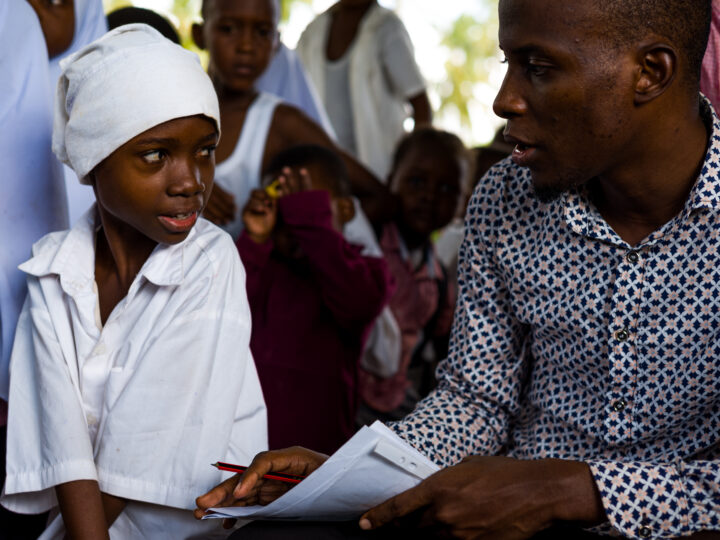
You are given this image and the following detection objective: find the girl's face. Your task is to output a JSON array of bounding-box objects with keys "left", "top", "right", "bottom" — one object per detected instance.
[
  {"left": 391, "top": 143, "right": 465, "bottom": 239},
  {"left": 92, "top": 115, "right": 218, "bottom": 246}
]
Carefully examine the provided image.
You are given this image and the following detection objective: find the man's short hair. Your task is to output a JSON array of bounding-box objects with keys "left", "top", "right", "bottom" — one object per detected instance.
[
  {"left": 595, "top": 0, "right": 711, "bottom": 87},
  {"left": 264, "top": 144, "right": 351, "bottom": 197}
]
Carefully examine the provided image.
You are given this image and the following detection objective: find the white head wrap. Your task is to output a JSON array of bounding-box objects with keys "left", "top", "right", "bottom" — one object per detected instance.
[{"left": 53, "top": 23, "right": 220, "bottom": 184}]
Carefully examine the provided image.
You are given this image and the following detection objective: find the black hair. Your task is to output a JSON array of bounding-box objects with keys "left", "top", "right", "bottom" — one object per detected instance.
[
  {"left": 107, "top": 7, "right": 181, "bottom": 44},
  {"left": 201, "top": 0, "right": 282, "bottom": 21},
  {"left": 390, "top": 127, "right": 471, "bottom": 191},
  {"left": 264, "top": 144, "right": 351, "bottom": 197},
  {"left": 593, "top": 0, "right": 711, "bottom": 88}
]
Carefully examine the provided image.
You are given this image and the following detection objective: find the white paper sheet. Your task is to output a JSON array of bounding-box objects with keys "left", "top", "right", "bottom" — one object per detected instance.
[{"left": 204, "top": 421, "right": 440, "bottom": 521}]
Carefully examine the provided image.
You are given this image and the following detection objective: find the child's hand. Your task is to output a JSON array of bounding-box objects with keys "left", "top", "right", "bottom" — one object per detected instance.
[
  {"left": 242, "top": 189, "right": 277, "bottom": 244},
  {"left": 270, "top": 167, "right": 313, "bottom": 196},
  {"left": 203, "top": 183, "right": 237, "bottom": 225}
]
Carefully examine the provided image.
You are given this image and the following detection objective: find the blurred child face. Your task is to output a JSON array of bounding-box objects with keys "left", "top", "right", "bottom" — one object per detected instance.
[
  {"left": 391, "top": 143, "right": 465, "bottom": 240},
  {"left": 27, "top": 0, "right": 75, "bottom": 58},
  {"left": 92, "top": 115, "right": 218, "bottom": 246},
  {"left": 200, "top": 0, "right": 278, "bottom": 93}
]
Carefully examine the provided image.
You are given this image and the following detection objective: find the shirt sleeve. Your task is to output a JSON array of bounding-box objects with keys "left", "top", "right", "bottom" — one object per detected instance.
[
  {"left": 1, "top": 277, "right": 97, "bottom": 514},
  {"left": 278, "top": 190, "right": 392, "bottom": 331},
  {"left": 391, "top": 174, "right": 531, "bottom": 467},
  {"left": 378, "top": 15, "right": 426, "bottom": 99},
  {"left": 587, "top": 459, "right": 720, "bottom": 539}
]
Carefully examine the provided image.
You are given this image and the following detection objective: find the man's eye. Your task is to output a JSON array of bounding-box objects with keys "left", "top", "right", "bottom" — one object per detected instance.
[
  {"left": 217, "top": 24, "right": 233, "bottom": 34},
  {"left": 141, "top": 150, "right": 164, "bottom": 164}
]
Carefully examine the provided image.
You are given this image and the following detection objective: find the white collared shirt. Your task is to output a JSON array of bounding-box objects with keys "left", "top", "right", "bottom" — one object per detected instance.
[{"left": 1, "top": 208, "right": 267, "bottom": 539}]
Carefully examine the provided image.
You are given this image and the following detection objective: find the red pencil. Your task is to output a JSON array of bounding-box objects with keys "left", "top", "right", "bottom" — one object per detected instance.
[{"left": 211, "top": 462, "right": 306, "bottom": 484}]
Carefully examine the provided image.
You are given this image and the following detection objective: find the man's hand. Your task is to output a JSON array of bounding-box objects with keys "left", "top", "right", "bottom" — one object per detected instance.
[
  {"left": 203, "top": 183, "right": 237, "bottom": 226},
  {"left": 359, "top": 456, "right": 606, "bottom": 540},
  {"left": 242, "top": 189, "right": 277, "bottom": 244},
  {"left": 194, "top": 446, "right": 328, "bottom": 526}
]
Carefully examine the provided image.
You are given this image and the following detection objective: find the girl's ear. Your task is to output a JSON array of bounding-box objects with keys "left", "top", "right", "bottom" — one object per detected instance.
[
  {"left": 336, "top": 196, "right": 356, "bottom": 225},
  {"left": 191, "top": 23, "right": 206, "bottom": 50}
]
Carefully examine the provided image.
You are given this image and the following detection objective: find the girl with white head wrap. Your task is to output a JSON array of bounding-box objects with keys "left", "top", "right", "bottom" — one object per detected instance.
[{"left": 1, "top": 24, "right": 267, "bottom": 540}]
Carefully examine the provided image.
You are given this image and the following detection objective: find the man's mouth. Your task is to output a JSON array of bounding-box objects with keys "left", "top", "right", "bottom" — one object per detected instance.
[{"left": 511, "top": 142, "right": 538, "bottom": 167}]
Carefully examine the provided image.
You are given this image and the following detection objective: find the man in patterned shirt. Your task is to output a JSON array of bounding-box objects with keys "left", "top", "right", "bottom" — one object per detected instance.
[{"left": 197, "top": 0, "right": 720, "bottom": 538}]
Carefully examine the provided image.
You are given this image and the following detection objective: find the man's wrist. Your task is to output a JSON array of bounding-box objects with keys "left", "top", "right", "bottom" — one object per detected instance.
[{"left": 542, "top": 459, "right": 606, "bottom": 526}]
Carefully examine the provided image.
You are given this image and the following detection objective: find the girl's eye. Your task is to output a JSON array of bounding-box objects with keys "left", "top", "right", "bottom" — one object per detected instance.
[
  {"left": 198, "top": 144, "right": 217, "bottom": 158},
  {"left": 141, "top": 150, "right": 164, "bottom": 164}
]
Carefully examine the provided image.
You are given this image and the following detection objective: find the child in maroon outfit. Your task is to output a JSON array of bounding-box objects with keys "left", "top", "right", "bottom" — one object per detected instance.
[{"left": 237, "top": 145, "right": 392, "bottom": 454}]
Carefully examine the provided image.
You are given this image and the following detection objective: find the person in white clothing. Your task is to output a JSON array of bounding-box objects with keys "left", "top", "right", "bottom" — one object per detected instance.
[
  {"left": 257, "top": 41, "right": 336, "bottom": 137},
  {"left": 194, "top": 0, "right": 392, "bottom": 240},
  {"left": 0, "top": 24, "right": 267, "bottom": 540},
  {"left": 296, "top": 0, "right": 432, "bottom": 180}
]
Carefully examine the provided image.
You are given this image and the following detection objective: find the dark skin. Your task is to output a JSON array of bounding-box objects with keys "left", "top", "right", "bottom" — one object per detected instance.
[
  {"left": 243, "top": 165, "right": 355, "bottom": 245},
  {"left": 193, "top": 0, "right": 393, "bottom": 229},
  {"left": 196, "top": 0, "right": 714, "bottom": 537},
  {"left": 326, "top": 0, "right": 432, "bottom": 126},
  {"left": 389, "top": 141, "right": 465, "bottom": 251},
  {"left": 26, "top": 0, "right": 75, "bottom": 58},
  {"left": 59, "top": 115, "right": 218, "bottom": 539}
]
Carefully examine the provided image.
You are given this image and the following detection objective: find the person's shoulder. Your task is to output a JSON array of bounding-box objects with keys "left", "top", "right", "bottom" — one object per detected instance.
[
  {"left": 372, "top": 6, "right": 408, "bottom": 33},
  {"left": 184, "top": 218, "right": 242, "bottom": 277},
  {"left": 271, "top": 102, "right": 319, "bottom": 139},
  {"left": 298, "top": 7, "right": 332, "bottom": 43},
  {"left": 466, "top": 156, "right": 540, "bottom": 225}
]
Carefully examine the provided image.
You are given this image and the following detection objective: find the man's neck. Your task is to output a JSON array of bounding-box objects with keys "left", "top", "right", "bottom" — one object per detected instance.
[{"left": 591, "top": 106, "right": 709, "bottom": 246}]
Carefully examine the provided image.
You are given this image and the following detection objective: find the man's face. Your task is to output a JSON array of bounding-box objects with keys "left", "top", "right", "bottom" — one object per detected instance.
[
  {"left": 494, "top": 0, "right": 639, "bottom": 201},
  {"left": 202, "top": 0, "right": 278, "bottom": 93},
  {"left": 92, "top": 115, "right": 218, "bottom": 246}
]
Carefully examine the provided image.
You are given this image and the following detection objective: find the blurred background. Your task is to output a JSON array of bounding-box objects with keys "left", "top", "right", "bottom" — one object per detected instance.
[{"left": 102, "top": 0, "right": 506, "bottom": 146}]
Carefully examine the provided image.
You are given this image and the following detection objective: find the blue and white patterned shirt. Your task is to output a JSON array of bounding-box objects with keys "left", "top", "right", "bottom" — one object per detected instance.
[{"left": 393, "top": 98, "right": 720, "bottom": 539}]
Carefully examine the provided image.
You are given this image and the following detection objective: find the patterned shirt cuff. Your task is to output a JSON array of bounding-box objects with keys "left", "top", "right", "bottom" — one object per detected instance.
[{"left": 588, "top": 460, "right": 693, "bottom": 539}]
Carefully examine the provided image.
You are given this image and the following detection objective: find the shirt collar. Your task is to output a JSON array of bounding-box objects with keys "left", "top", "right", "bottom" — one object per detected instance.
[
  {"left": 562, "top": 94, "right": 720, "bottom": 241},
  {"left": 20, "top": 205, "right": 192, "bottom": 297}
]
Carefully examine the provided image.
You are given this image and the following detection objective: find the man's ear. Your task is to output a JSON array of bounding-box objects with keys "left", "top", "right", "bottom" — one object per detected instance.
[
  {"left": 337, "top": 196, "right": 356, "bottom": 225},
  {"left": 634, "top": 43, "right": 677, "bottom": 104},
  {"left": 192, "top": 22, "right": 206, "bottom": 50}
]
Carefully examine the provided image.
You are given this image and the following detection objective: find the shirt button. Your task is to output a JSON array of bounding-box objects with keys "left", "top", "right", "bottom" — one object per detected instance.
[
  {"left": 626, "top": 251, "right": 639, "bottom": 264},
  {"left": 611, "top": 399, "right": 627, "bottom": 412},
  {"left": 638, "top": 525, "right": 652, "bottom": 538},
  {"left": 615, "top": 328, "right": 629, "bottom": 342}
]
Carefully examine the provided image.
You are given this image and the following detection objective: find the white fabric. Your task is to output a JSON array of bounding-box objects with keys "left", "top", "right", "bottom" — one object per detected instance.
[
  {"left": 48, "top": 0, "right": 108, "bottom": 91},
  {"left": 0, "top": 1, "right": 68, "bottom": 401},
  {"left": 256, "top": 42, "right": 336, "bottom": 137},
  {"left": 343, "top": 199, "right": 401, "bottom": 378},
  {"left": 297, "top": 4, "right": 426, "bottom": 179},
  {"left": 325, "top": 53, "right": 357, "bottom": 154},
  {"left": 214, "top": 92, "right": 282, "bottom": 239},
  {"left": 1, "top": 211, "right": 267, "bottom": 540},
  {"left": 53, "top": 24, "right": 220, "bottom": 184}
]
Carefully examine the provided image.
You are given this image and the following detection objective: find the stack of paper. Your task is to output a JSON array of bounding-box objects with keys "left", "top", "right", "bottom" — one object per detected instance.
[{"left": 205, "top": 421, "right": 439, "bottom": 521}]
